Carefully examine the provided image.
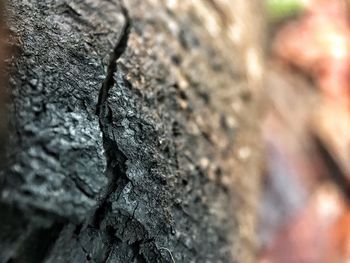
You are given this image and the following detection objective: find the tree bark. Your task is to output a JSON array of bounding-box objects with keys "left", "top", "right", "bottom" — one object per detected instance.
[{"left": 0, "top": 0, "right": 264, "bottom": 262}]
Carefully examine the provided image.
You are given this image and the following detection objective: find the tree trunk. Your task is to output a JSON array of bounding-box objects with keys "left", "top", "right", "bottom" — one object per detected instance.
[{"left": 0, "top": 0, "right": 264, "bottom": 262}]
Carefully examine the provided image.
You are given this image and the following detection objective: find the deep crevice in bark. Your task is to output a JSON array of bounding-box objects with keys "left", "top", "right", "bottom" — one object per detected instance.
[
  {"left": 96, "top": 2, "right": 131, "bottom": 116},
  {"left": 92, "top": 2, "right": 131, "bottom": 230},
  {"left": 86, "top": 3, "right": 162, "bottom": 261}
]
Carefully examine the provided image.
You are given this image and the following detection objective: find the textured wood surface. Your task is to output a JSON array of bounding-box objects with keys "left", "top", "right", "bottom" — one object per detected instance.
[{"left": 0, "top": 1, "right": 264, "bottom": 262}]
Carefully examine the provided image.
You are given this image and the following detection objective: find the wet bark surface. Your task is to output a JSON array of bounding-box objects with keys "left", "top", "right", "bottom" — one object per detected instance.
[{"left": 0, "top": 1, "right": 263, "bottom": 262}]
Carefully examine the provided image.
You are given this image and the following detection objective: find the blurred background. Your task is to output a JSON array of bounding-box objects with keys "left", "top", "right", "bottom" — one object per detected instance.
[{"left": 259, "top": 0, "right": 350, "bottom": 262}]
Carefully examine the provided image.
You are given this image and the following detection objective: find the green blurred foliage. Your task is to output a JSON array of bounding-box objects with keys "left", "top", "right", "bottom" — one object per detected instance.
[{"left": 267, "top": 0, "right": 305, "bottom": 22}]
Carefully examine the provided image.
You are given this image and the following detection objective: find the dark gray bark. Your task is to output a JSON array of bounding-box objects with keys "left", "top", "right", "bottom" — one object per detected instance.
[{"left": 0, "top": 1, "right": 263, "bottom": 262}]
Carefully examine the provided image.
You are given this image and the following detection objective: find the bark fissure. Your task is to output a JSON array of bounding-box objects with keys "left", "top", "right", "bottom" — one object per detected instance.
[
  {"left": 96, "top": 3, "right": 131, "bottom": 116},
  {"left": 92, "top": 2, "right": 131, "bottom": 229},
  {"left": 85, "top": 2, "right": 168, "bottom": 249}
]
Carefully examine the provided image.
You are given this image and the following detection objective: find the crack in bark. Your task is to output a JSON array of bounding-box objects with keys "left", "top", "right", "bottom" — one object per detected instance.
[
  {"left": 92, "top": 2, "right": 131, "bottom": 230},
  {"left": 96, "top": 2, "right": 131, "bottom": 116},
  {"left": 121, "top": 203, "right": 139, "bottom": 237}
]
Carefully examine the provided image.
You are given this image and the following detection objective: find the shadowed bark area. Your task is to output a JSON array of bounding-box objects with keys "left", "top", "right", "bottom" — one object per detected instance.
[
  {"left": 0, "top": 0, "right": 264, "bottom": 262},
  {"left": 0, "top": 0, "right": 10, "bottom": 171}
]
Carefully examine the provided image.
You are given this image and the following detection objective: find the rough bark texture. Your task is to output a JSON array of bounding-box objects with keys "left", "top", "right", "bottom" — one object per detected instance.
[
  {"left": 0, "top": 1, "right": 264, "bottom": 262},
  {"left": 0, "top": 0, "right": 10, "bottom": 171}
]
